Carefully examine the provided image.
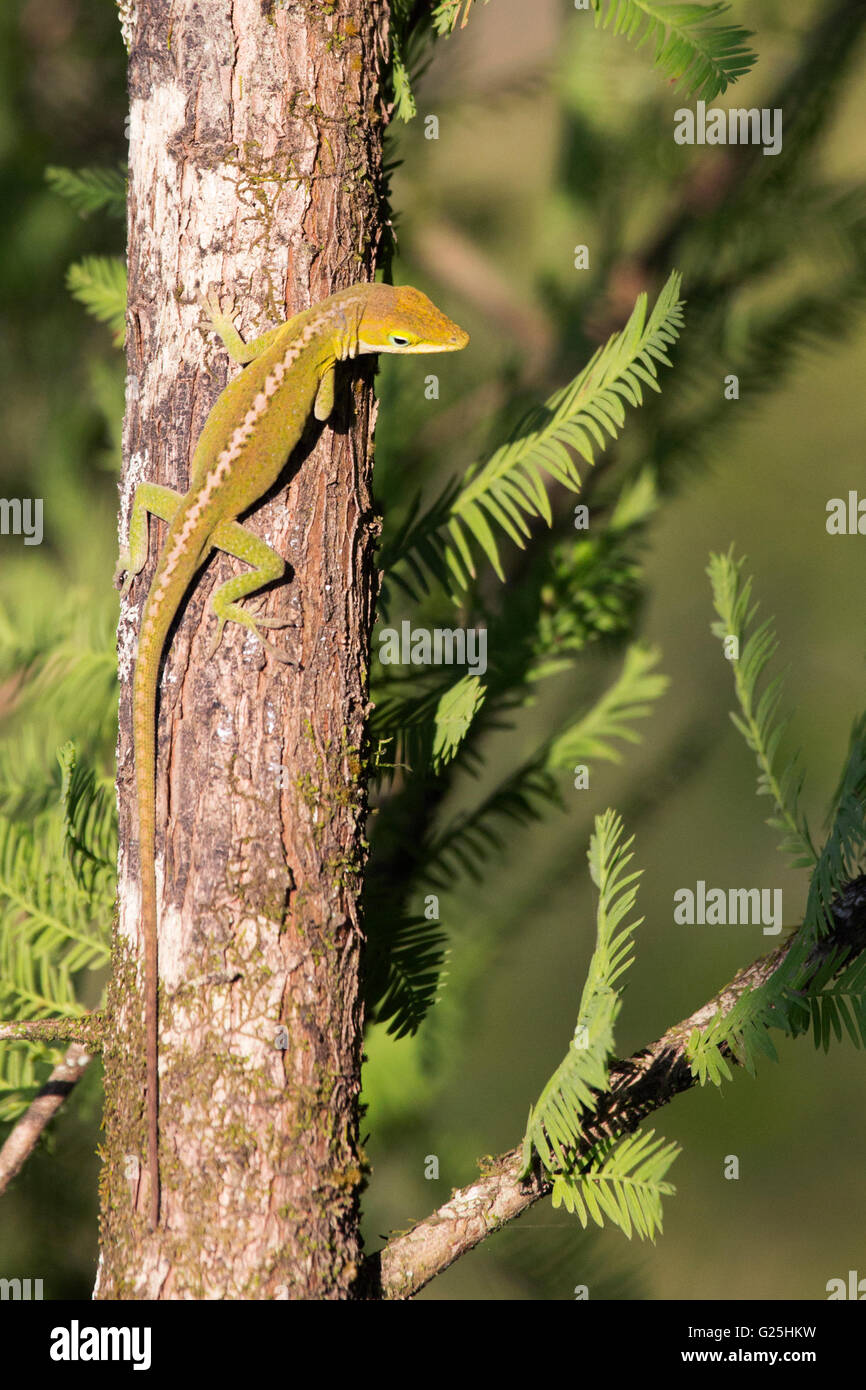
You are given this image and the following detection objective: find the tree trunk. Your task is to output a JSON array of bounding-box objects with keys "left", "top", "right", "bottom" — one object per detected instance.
[{"left": 96, "top": 0, "right": 387, "bottom": 1299}]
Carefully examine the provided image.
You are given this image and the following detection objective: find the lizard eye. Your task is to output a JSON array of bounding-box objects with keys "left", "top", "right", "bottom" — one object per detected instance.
[{"left": 388, "top": 333, "right": 412, "bottom": 347}]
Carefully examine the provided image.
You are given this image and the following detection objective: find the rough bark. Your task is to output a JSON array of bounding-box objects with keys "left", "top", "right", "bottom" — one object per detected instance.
[{"left": 97, "top": 0, "right": 387, "bottom": 1299}]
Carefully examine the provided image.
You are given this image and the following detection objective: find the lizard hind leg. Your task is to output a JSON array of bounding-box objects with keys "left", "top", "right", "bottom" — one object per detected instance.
[
  {"left": 115, "top": 482, "right": 185, "bottom": 595},
  {"left": 206, "top": 519, "right": 292, "bottom": 662}
]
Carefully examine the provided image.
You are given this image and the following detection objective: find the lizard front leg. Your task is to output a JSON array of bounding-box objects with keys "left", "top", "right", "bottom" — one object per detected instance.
[{"left": 202, "top": 292, "right": 336, "bottom": 421}]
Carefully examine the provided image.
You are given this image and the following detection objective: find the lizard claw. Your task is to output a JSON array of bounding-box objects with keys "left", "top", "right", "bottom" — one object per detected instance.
[
  {"left": 206, "top": 619, "right": 226, "bottom": 661},
  {"left": 257, "top": 633, "right": 295, "bottom": 665},
  {"left": 248, "top": 614, "right": 288, "bottom": 630},
  {"left": 115, "top": 552, "right": 133, "bottom": 594},
  {"left": 199, "top": 289, "right": 237, "bottom": 336},
  {"left": 206, "top": 612, "right": 293, "bottom": 664}
]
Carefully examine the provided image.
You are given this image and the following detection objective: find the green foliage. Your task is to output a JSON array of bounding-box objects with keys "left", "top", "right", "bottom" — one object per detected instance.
[
  {"left": 0, "top": 143, "right": 125, "bottom": 1120},
  {"left": 707, "top": 548, "right": 815, "bottom": 867},
  {"left": 421, "top": 764, "right": 559, "bottom": 889},
  {"left": 0, "top": 161, "right": 124, "bottom": 1121},
  {"left": 550, "top": 1129, "right": 680, "bottom": 1242},
  {"left": 389, "top": 15, "right": 419, "bottom": 123},
  {"left": 804, "top": 938, "right": 866, "bottom": 1052},
  {"left": 366, "top": 281, "right": 679, "bottom": 1039},
  {"left": 519, "top": 811, "right": 679, "bottom": 1242},
  {"left": 0, "top": 1041, "right": 63, "bottom": 1125},
  {"left": 659, "top": 277, "right": 866, "bottom": 481},
  {"left": 522, "top": 810, "right": 642, "bottom": 1171},
  {"left": 365, "top": 641, "right": 668, "bottom": 1038},
  {"left": 687, "top": 562, "right": 866, "bottom": 1085},
  {"left": 0, "top": 598, "right": 118, "bottom": 757},
  {"left": 525, "top": 532, "right": 643, "bottom": 683},
  {"left": 0, "top": 596, "right": 117, "bottom": 1120},
  {"left": 591, "top": 0, "right": 755, "bottom": 100},
  {"left": 58, "top": 744, "right": 117, "bottom": 900},
  {"left": 0, "top": 788, "right": 112, "bottom": 1120},
  {"left": 381, "top": 273, "right": 684, "bottom": 603},
  {"left": 369, "top": 668, "right": 487, "bottom": 778},
  {"left": 66, "top": 257, "right": 127, "bottom": 345},
  {"left": 364, "top": 910, "right": 448, "bottom": 1039},
  {"left": 551, "top": 0, "right": 866, "bottom": 505},
  {"left": 389, "top": 0, "right": 754, "bottom": 125},
  {"left": 45, "top": 165, "right": 127, "bottom": 219},
  {"left": 389, "top": 0, "right": 489, "bottom": 122},
  {"left": 543, "top": 643, "right": 667, "bottom": 770},
  {"left": 45, "top": 163, "right": 128, "bottom": 344},
  {"left": 490, "top": 473, "right": 657, "bottom": 689},
  {"left": 420, "top": 645, "right": 667, "bottom": 892},
  {"left": 431, "top": 674, "right": 486, "bottom": 770},
  {"left": 700, "top": 921, "right": 866, "bottom": 1076},
  {"left": 431, "top": 0, "right": 487, "bottom": 36},
  {"left": 688, "top": 829, "right": 866, "bottom": 1084},
  {"left": 806, "top": 719, "right": 866, "bottom": 938}
]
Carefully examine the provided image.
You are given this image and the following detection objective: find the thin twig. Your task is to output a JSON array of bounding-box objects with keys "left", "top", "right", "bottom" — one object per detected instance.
[
  {"left": 0, "top": 1014, "right": 103, "bottom": 1045},
  {"left": 370, "top": 889, "right": 866, "bottom": 1299},
  {"left": 0, "top": 1043, "right": 93, "bottom": 1195}
]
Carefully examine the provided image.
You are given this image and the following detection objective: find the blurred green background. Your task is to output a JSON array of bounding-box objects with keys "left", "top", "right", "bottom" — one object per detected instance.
[{"left": 1, "top": 0, "right": 865, "bottom": 1299}]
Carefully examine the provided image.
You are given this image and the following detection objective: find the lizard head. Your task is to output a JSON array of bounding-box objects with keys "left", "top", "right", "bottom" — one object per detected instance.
[{"left": 355, "top": 283, "right": 469, "bottom": 355}]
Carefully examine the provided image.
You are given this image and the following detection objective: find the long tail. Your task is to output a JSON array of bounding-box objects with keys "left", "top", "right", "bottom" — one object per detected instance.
[{"left": 133, "top": 613, "right": 166, "bottom": 1230}]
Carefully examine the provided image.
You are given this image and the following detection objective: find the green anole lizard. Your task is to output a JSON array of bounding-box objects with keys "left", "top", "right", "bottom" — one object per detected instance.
[{"left": 116, "top": 282, "right": 468, "bottom": 1227}]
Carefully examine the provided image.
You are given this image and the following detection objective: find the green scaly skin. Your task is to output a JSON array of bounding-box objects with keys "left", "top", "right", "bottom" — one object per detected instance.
[{"left": 117, "top": 282, "right": 468, "bottom": 1228}]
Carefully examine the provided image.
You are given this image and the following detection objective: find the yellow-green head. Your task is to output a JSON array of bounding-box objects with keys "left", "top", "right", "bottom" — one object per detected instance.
[{"left": 355, "top": 283, "right": 469, "bottom": 355}]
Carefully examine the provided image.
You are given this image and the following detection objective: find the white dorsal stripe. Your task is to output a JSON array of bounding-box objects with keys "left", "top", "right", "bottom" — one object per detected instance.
[{"left": 141, "top": 295, "right": 365, "bottom": 641}]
